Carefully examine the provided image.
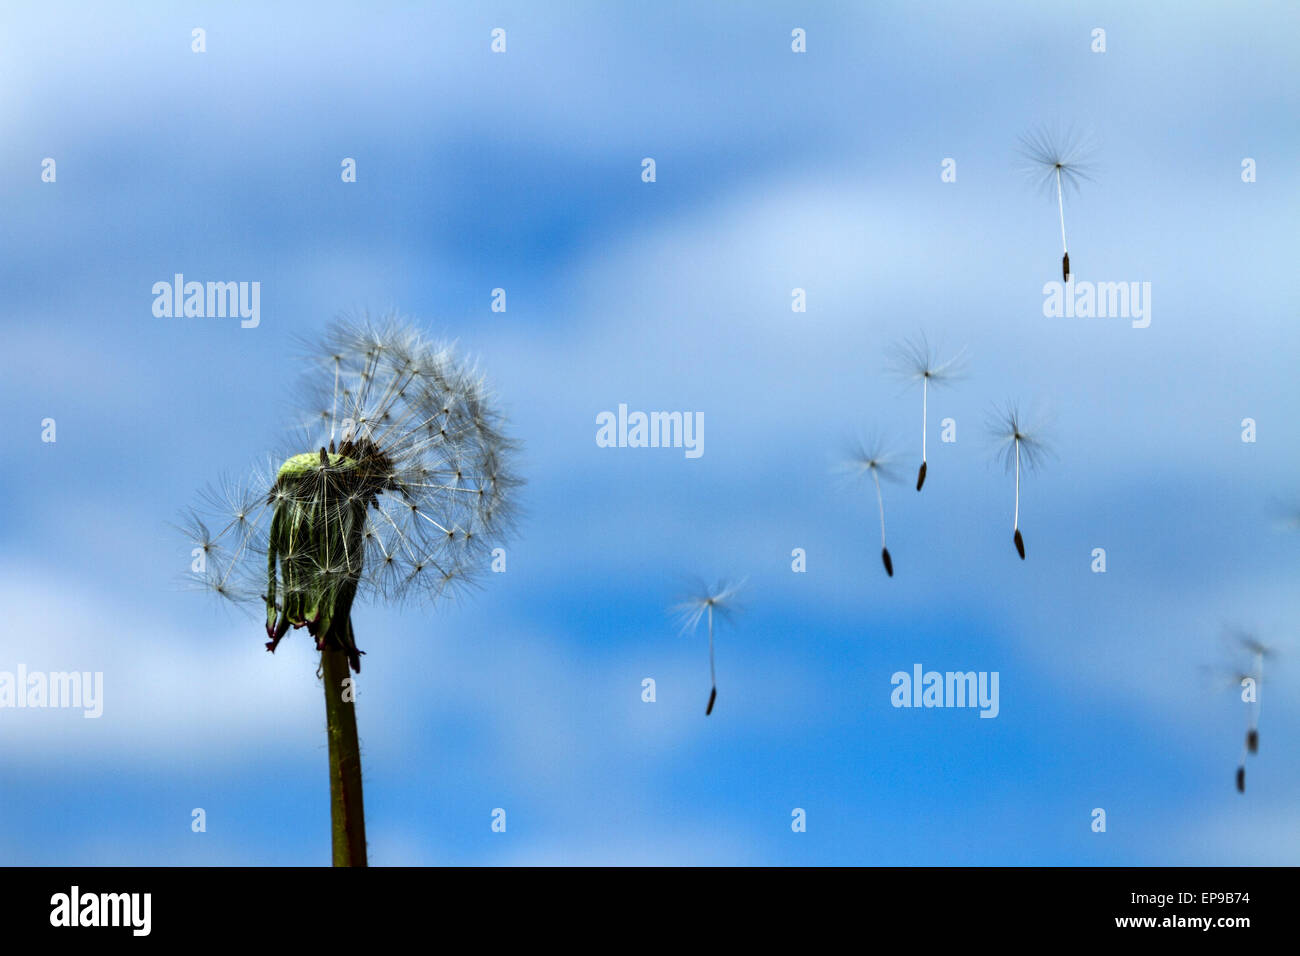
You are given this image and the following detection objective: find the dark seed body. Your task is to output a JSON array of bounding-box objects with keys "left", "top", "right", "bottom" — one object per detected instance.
[
  {"left": 916, "top": 461, "right": 927, "bottom": 491},
  {"left": 881, "top": 547, "right": 893, "bottom": 577},
  {"left": 1014, "top": 529, "right": 1025, "bottom": 559},
  {"left": 1062, "top": 252, "right": 1071, "bottom": 282},
  {"left": 1247, "top": 729, "right": 1258, "bottom": 754},
  {"left": 1236, "top": 766, "right": 1245, "bottom": 793},
  {"left": 706, "top": 686, "right": 717, "bottom": 716}
]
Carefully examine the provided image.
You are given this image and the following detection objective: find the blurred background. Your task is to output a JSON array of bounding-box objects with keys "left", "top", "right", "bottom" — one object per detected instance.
[{"left": 1, "top": 0, "right": 1298, "bottom": 864}]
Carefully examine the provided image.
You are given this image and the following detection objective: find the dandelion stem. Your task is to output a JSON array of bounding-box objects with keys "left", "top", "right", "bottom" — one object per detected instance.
[
  {"left": 916, "top": 378, "right": 929, "bottom": 491},
  {"left": 872, "top": 469, "right": 886, "bottom": 548},
  {"left": 707, "top": 604, "right": 715, "bottom": 688},
  {"left": 321, "top": 637, "right": 367, "bottom": 866},
  {"left": 1012, "top": 438, "right": 1026, "bottom": 559},
  {"left": 921, "top": 377, "right": 928, "bottom": 465},
  {"left": 1249, "top": 652, "right": 1263, "bottom": 751},
  {"left": 706, "top": 604, "right": 717, "bottom": 714},
  {"left": 1056, "top": 167, "right": 1071, "bottom": 281},
  {"left": 1056, "top": 167, "right": 1068, "bottom": 255},
  {"left": 872, "top": 468, "right": 894, "bottom": 575},
  {"left": 1014, "top": 438, "right": 1020, "bottom": 532}
]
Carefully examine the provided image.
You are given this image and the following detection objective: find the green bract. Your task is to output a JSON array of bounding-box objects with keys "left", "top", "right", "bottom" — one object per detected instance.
[{"left": 265, "top": 450, "right": 368, "bottom": 669}]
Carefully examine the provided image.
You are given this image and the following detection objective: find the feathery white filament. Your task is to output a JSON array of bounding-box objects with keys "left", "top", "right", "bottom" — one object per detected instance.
[{"left": 329, "top": 356, "right": 340, "bottom": 444}]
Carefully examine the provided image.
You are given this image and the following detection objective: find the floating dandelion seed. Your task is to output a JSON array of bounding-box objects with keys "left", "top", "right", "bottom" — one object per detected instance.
[
  {"left": 672, "top": 579, "right": 746, "bottom": 715},
  {"left": 181, "top": 313, "right": 520, "bottom": 864},
  {"left": 989, "top": 404, "right": 1052, "bottom": 560},
  {"left": 1018, "top": 126, "right": 1097, "bottom": 282},
  {"left": 1205, "top": 629, "right": 1277, "bottom": 793},
  {"left": 843, "top": 438, "right": 903, "bottom": 576},
  {"left": 889, "top": 333, "right": 966, "bottom": 492},
  {"left": 1213, "top": 667, "right": 1259, "bottom": 793},
  {"left": 1217, "top": 629, "right": 1274, "bottom": 793}
]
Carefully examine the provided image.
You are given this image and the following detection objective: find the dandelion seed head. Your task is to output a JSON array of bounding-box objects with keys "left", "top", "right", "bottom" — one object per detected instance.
[
  {"left": 841, "top": 436, "right": 904, "bottom": 486},
  {"left": 1221, "top": 626, "right": 1277, "bottom": 664},
  {"left": 988, "top": 403, "right": 1054, "bottom": 474},
  {"left": 182, "top": 312, "right": 521, "bottom": 651},
  {"left": 1017, "top": 125, "right": 1098, "bottom": 199},
  {"left": 889, "top": 332, "right": 967, "bottom": 387},
  {"left": 671, "top": 578, "right": 747, "bottom": 635}
]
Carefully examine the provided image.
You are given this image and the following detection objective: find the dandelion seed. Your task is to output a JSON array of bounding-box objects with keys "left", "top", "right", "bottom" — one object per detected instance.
[
  {"left": 988, "top": 404, "right": 1052, "bottom": 560},
  {"left": 843, "top": 437, "right": 903, "bottom": 577},
  {"left": 1233, "top": 632, "right": 1270, "bottom": 755},
  {"left": 181, "top": 312, "right": 521, "bottom": 865},
  {"left": 1018, "top": 126, "right": 1097, "bottom": 283},
  {"left": 672, "top": 579, "right": 745, "bottom": 716},
  {"left": 889, "top": 333, "right": 966, "bottom": 492},
  {"left": 1210, "top": 628, "right": 1275, "bottom": 794}
]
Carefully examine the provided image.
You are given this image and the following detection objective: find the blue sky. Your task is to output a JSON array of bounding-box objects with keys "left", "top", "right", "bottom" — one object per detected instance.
[{"left": 1, "top": 1, "right": 1298, "bottom": 865}]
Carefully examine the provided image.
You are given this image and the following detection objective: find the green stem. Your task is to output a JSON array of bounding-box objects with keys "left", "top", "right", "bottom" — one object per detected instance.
[{"left": 321, "top": 637, "right": 367, "bottom": 866}]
